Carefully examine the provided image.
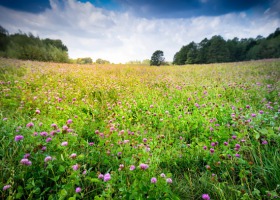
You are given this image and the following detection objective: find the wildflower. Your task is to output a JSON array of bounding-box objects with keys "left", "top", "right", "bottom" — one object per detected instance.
[
  {"left": 259, "top": 110, "right": 264, "bottom": 114},
  {"left": 235, "top": 144, "right": 241, "bottom": 149},
  {"left": 235, "top": 154, "right": 240, "bottom": 158},
  {"left": 44, "top": 156, "right": 52, "bottom": 162},
  {"left": 211, "top": 142, "right": 216, "bottom": 147},
  {"left": 98, "top": 174, "right": 104, "bottom": 179},
  {"left": 24, "top": 153, "right": 30, "bottom": 159},
  {"left": 166, "top": 178, "right": 172, "bottom": 183},
  {"left": 51, "top": 123, "right": 58, "bottom": 129},
  {"left": 67, "top": 119, "right": 73, "bottom": 124},
  {"left": 3, "top": 185, "right": 11, "bottom": 191},
  {"left": 203, "top": 146, "right": 207, "bottom": 150},
  {"left": 151, "top": 177, "right": 157, "bottom": 183},
  {"left": 88, "top": 142, "right": 94, "bottom": 146},
  {"left": 232, "top": 135, "right": 237, "bottom": 140},
  {"left": 40, "top": 132, "right": 48, "bottom": 137},
  {"left": 139, "top": 163, "right": 149, "bottom": 170},
  {"left": 26, "top": 122, "right": 34, "bottom": 128},
  {"left": 75, "top": 187, "right": 81, "bottom": 193},
  {"left": 61, "top": 141, "right": 68, "bottom": 146},
  {"left": 70, "top": 153, "right": 77, "bottom": 159},
  {"left": 119, "top": 164, "right": 124, "bottom": 169},
  {"left": 210, "top": 148, "right": 215, "bottom": 154},
  {"left": 143, "top": 138, "right": 148, "bottom": 143},
  {"left": 123, "top": 140, "right": 130, "bottom": 144},
  {"left": 202, "top": 194, "right": 210, "bottom": 200},
  {"left": 35, "top": 109, "right": 40, "bottom": 114},
  {"left": 46, "top": 137, "right": 52, "bottom": 142},
  {"left": 104, "top": 173, "right": 111, "bottom": 182},
  {"left": 130, "top": 165, "right": 135, "bottom": 171},
  {"left": 251, "top": 113, "right": 257, "bottom": 117},
  {"left": 20, "top": 158, "right": 32, "bottom": 166},
  {"left": 205, "top": 165, "right": 211, "bottom": 170},
  {"left": 15, "top": 135, "right": 24, "bottom": 142},
  {"left": 3, "top": 118, "right": 8, "bottom": 121},
  {"left": 82, "top": 170, "right": 87, "bottom": 175},
  {"left": 41, "top": 146, "right": 47, "bottom": 151},
  {"left": 72, "top": 164, "right": 79, "bottom": 171},
  {"left": 160, "top": 173, "right": 166, "bottom": 178},
  {"left": 224, "top": 142, "right": 228, "bottom": 146},
  {"left": 33, "top": 132, "right": 38, "bottom": 136},
  {"left": 262, "top": 140, "right": 268, "bottom": 145}
]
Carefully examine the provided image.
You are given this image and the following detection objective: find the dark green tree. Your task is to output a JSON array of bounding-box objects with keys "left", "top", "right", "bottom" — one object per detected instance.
[{"left": 150, "top": 50, "right": 165, "bottom": 66}]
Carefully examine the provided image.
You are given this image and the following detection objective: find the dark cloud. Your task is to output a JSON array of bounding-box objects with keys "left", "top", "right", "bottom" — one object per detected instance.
[
  {"left": 0, "top": 0, "right": 51, "bottom": 13},
  {"left": 117, "top": 0, "right": 273, "bottom": 18}
]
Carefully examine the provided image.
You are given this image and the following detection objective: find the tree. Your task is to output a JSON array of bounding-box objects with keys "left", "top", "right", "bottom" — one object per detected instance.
[
  {"left": 150, "top": 50, "right": 164, "bottom": 66},
  {"left": 96, "top": 58, "right": 110, "bottom": 64}
]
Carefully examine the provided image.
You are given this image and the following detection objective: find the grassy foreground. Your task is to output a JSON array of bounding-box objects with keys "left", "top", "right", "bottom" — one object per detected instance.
[{"left": 0, "top": 58, "right": 279, "bottom": 200}]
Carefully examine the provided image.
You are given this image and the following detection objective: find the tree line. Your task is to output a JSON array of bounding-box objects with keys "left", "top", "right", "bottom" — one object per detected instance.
[
  {"left": 173, "top": 28, "right": 280, "bottom": 65},
  {"left": 0, "top": 26, "right": 69, "bottom": 63}
]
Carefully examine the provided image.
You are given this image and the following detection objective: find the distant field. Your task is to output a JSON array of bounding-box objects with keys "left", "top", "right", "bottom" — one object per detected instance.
[{"left": 0, "top": 58, "right": 279, "bottom": 199}]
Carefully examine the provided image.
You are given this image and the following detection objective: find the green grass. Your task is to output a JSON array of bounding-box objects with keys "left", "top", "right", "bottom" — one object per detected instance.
[{"left": 0, "top": 58, "right": 279, "bottom": 199}]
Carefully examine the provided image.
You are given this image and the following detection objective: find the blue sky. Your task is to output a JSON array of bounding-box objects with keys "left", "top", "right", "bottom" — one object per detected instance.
[{"left": 0, "top": 0, "right": 279, "bottom": 63}]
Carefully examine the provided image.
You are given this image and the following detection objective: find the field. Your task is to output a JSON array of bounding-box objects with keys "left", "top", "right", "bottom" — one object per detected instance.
[{"left": 0, "top": 58, "right": 280, "bottom": 200}]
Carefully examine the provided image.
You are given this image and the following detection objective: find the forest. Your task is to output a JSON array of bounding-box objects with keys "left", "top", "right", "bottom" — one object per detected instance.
[{"left": 173, "top": 28, "right": 280, "bottom": 65}]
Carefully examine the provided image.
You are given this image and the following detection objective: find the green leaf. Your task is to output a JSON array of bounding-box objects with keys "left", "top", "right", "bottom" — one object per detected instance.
[{"left": 59, "top": 165, "right": 65, "bottom": 172}]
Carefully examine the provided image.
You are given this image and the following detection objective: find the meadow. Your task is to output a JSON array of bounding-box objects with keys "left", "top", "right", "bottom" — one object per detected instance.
[{"left": 0, "top": 58, "right": 279, "bottom": 200}]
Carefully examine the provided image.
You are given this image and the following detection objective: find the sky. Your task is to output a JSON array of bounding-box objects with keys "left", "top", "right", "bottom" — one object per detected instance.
[{"left": 0, "top": 0, "right": 279, "bottom": 63}]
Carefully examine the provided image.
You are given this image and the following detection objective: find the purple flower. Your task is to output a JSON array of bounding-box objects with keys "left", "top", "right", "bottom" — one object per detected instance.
[
  {"left": 40, "top": 132, "right": 48, "bottom": 137},
  {"left": 72, "top": 164, "right": 79, "bottom": 171},
  {"left": 139, "top": 163, "right": 149, "bottom": 170},
  {"left": 20, "top": 158, "right": 32, "bottom": 166},
  {"left": 143, "top": 138, "right": 148, "bottom": 143},
  {"left": 160, "top": 173, "right": 166, "bottom": 178},
  {"left": 210, "top": 148, "right": 215, "bottom": 154},
  {"left": 235, "top": 144, "right": 241, "bottom": 149},
  {"left": 35, "top": 109, "right": 40, "bottom": 114},
  {"left": 61, "top": 141, "right": 68, "bottom": 146},
  {"left": 67, "top": 119, "right": 73, "bottom": 124},
  {"left": 262, "top": 140, "right": 268, "bottom": 145},
  {"left": 166, "top": 178, "right": 172, "bottom": 183},
  {"left": 235, "top": 154, "right": 240, "bottom": 158},
  {"left": 251, "top": 113, "right": 257, "bottom": 117},
  {"left": 103, "top": 173, "right": 111, "bottom": 182},
  {"left": 203, "top": 146, "right": 207, "bottom": 150},
  {"left": 130, "top": 165, "right": 135, "bottom": 171},
  {"left": 44, "top": 156, "right": 52, "bottom": 162},
  {"left": 3, "top": 185, "right": 11, "bottom": 191},
  {"left": 26, "top": 122, "right": 34, "bottom": 128},
  {"left": 46, "top": 137, "right": 52, "bottom": 142},
  {"left": 151, "top": 177, "right": 157, "bottom": 183},
  {"left": 75, "top": 187, "right": 81, "bottom": 193},
  {"left": 224, "top": 142, "right": 228, "bottom": 146},
  {"left": 15, "top": 135, "right": 24, "bottom": 142},
  {"left": 88, "top": 142, "right": 94, "bottom": 146},
  {"left": 51, "top": 123, "right": 58, "bottom": 129},
  {"left": 259, "top": 110, "right": 264, "bottom": 114},
  {"left": 211, "top": 142, "right": 216, "bottom": 147},
  {"left": 41, "top": 146, "right": 47, "bottom": 151},
  {"left": 232, "top": 135, "right": 237, "bottom": 140},
  {"left": 202, "top": 194, "right": 210, "bottom": 200},
  {"left": 24, "top": 153, "right": 30, "bottom": 159},
  {"left": 98, "top": 174, "right": 104, "bottom": 179}
]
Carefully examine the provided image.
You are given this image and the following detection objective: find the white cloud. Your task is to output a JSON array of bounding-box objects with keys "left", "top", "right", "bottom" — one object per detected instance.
[{"left": 0, "top": 0, "right": 279, "bottom": 63}]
